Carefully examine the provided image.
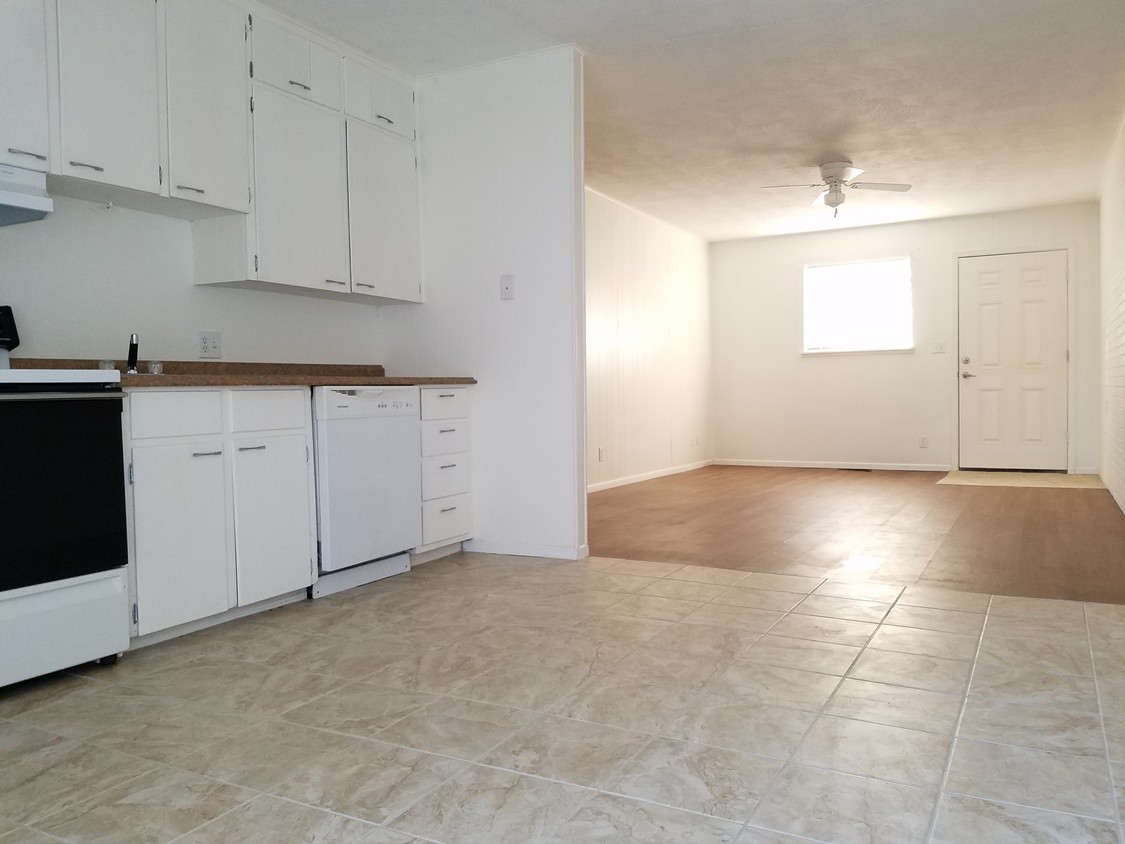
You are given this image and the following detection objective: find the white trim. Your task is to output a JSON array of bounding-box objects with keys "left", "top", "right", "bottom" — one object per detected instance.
[
  {"left": 714, "top": 459, "right": 952, "bottom": 472},
  {"left": 129, "top": 588, "right": 307, "bottom": 650},
  {"left": 587, "top": 460, "right": 714, "bottom": 492},
  {"left": 465, "top": 539, "right": 589, "bottom": 560}
]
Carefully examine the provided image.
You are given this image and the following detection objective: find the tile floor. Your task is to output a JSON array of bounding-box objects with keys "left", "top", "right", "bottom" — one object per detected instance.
[{"left": 2, "top": 552, "right": 1125, "bottom": 843}]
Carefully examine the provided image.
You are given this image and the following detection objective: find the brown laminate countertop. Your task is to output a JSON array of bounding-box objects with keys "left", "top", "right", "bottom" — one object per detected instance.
[{"left": 12, "top": 359, "right": 476, "bottom": 388}]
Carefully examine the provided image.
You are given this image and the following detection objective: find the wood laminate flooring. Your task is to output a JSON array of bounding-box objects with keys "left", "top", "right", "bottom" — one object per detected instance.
[{"left": 588, "top": 465, "right": 1125, "bottom": 603}]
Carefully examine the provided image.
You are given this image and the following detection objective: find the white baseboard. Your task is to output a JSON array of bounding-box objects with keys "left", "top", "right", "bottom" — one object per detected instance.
[
  {"left": 587, "top": 460, "right": 714, "bottom": 493},
  {"left": 464, "top": 539, "right": 589, "bottom": 560},
  {"left": 714, "top": 459, "right": 952, "bottom": 472}
]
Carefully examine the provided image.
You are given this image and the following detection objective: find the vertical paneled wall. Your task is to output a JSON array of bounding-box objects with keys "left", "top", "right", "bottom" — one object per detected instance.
[
  {"left": 585, "top": 189, "right": 710, "bottom": 490},
  {"left": 1102, "top": 119, "right": 1125, "bottom": 512}
]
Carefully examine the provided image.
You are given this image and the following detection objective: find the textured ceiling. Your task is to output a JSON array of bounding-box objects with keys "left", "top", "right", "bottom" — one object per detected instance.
[{"left": 260, "top": 0, "right": 1125, "bottom": 241}]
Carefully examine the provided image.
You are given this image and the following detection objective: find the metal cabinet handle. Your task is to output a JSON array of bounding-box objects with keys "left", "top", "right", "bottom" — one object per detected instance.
[
  {"left": 375, "top": 114, "right": 394, "bottom": 125},
  {"left": 440, "top": 506, "right": 457, "bottom": 513},
  {"left": 355, "top": 282, "right": 375, "bottom": 289},
  {"left": 191, "top": 450, "right": 222, "bottom": 457},
  {"left": 961, "top": 371, "right": 976, "bottom": 379},
  {"left": 8, "top": 147, "right": 46, "bottom": 161},
  {"left": 438, "top": 393, "right": 455, "bottom": 398},
  {"left": 238, "top": 445, "right": 267, "bottom": 452},
  {"left": 289, "top": 79, "right": 311, "bottom": 91},
  {"left": 325, "top": 279, "right": 347, "bottom": 286},
  {"left": 438, "top": 428, "right": 456, "bottom": 434},
  {"left": 69, "top": 160, "right": 105, "bottom": 172},
  {"left": 439, "top": 463, "right": 457, "bottom": 470},
  {"left": 176, "top": 184, "right": 205, "bottom": 194}
]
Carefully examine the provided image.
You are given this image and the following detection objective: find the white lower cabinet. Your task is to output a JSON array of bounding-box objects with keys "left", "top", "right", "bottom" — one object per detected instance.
[
  {"left": 128, "top": 388, "right": 316, "bottom": 636},
  {"left": 418, "top": 387, "right": 472, "bottom": 550}
]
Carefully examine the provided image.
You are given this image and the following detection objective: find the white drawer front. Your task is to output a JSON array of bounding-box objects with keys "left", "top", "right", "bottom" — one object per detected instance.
[
  {"left": 421, "top": 419, "right": 470, "bottom": 455},
  {"left": 422, "top": 493, "right": 471, "bottom": 545},
  {"left": 420, "top": 387, "right": 467, "bottom": 420},
  {"left": 129, "top": 391, "right": 223, "bottom": 439},
  {"left": 421, "top": 455, "right": 470, "bottom": 500},
  {"left": 231, "top": 389, "right": 308, "bottom": 432}
]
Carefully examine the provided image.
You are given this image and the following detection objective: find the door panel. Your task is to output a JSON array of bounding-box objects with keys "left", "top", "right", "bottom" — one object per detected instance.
[{"left": 958, "top": 250, "right": 1067, "bottom": 470}]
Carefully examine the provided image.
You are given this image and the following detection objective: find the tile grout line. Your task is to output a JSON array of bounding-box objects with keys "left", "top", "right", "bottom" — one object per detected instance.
[{"left": 1083, "top": 602, "right": 1125, "bottom": 844}]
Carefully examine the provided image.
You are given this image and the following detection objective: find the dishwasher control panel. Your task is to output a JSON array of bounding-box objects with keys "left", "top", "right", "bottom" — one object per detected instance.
[{"left": 314, "top": 386, "right": 420, "bottom": 419}]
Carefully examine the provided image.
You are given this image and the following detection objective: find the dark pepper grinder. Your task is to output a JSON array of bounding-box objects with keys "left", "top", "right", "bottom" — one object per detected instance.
[{"left": 126, "top": 333, "right": 139, "bottom": 374}]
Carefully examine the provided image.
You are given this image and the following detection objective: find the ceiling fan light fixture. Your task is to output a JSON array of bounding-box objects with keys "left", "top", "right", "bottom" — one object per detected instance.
[{"left": 824, "top": 186, "right": 845, "bottom": 208}]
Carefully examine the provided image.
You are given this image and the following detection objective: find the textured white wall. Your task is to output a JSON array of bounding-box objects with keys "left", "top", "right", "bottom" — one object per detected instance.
[
  {"left": 710, "top": 203, "right": 1101, "bottom": 472},
  {"left": 1101, "top": 119, "right": 1125, "bottom": 513},
  {"left": 585, "top": 189, "right": 710, "bottom": 490}
]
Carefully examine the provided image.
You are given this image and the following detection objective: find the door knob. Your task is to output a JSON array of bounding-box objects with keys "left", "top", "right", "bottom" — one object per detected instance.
[{"left": 961, "top": 371, "right": 976, "bottom": 379}]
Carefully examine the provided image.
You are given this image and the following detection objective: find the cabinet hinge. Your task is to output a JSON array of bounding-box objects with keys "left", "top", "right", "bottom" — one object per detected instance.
[
  {"left": 132, "top": 602, "right": 139, "bottom": 624},
  {"left": 254, "top": 254, "right": 259, "bottom": 272},
  {"left": 250, "top": 96, "right": 254, "bottom": 113},
  {"left": 247, "top": 13, "right": 252, "bottom": 29},
  {"left": 128, "top": 462, "right": 134, "bottom": 485},
  {"left": 158, "top": 165, "right": 162, "bottom": 185},
  {"left": 249, "top": 60, "right": 254, "bottom": 79}
]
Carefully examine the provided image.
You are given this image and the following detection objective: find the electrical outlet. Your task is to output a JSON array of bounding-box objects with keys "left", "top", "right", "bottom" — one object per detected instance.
[{"left": 199, "top": 330, "right": 222, "bottom": 359}]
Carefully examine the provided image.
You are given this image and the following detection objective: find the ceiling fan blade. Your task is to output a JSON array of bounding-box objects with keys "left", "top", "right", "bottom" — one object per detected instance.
[
  {"left": 848, "top": 181, "right": 911, "bottom": 192},
  {"left": 839, "top": 166, "right": 864, "bottom": 182},
  {"left": 811, "top": 190, "right": 827, "bottom": 207},
  {"left": 761, "top": 183, "right": 824, "bottom": 189}
]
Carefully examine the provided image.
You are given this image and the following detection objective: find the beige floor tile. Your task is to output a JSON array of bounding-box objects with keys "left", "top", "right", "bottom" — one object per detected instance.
[
  {"left": 740, "top": 573, "right": 824, "bottom": 594},
  {"left": 0, "top": 740, "right": 158, "bottom": 825},
  {"left": 514, "top": 635, "right": 636, "bottom": 674},
  {"left": 710, "top": 587, "right": 804, "bottom": 612},
  {"left": 1092, "top": 676, "right": 1125, "bottom": 720},
  {"left": 959, "top": 698, "right": 1106, "bottom": 756},
  {"left": 578, "top": 613, "right": 674, "bottom": 643},
  {"left": 608, "top": 737, "right": 783, "bottom": 821},
  {"left": 669, "top": 694, "right": 818, "bottom": 758},
  {"left": 0, "top": 722, "right": 66, "bottom": 768},
  {"left": 0, "top": 817, "right": 17, "bottom": 835},
  {"left": 1086, "top": 602, "right": 1125, "bottom": 626},
  {"left": 552, "top": 672, "right": 697, "bottom": 734},
  {"left": 795, "top": 715, "right": 952, "bottom": 786},
  {"left": 375, "top": 696, "right": 537, "bottom": 761},
  {"left": 897, "top": 586, "right": 990, "bottom": 613},
  {"left": 544, "top": 792, "right": 741, "bottom": 844},
  {"left": 362, "top": 644, "right": 509, "bottom": 695},
  {"left": 977, "top": 631, "right": 1094, "bottom": 676},
  {"left": 932, "top": 793, "right": 1118, "bottom": 843},
  {"left": 388, "top": 763, "right": 591, "bottom": 844},
  {"left": 576, "top": 572, "right": 662, "bottom": 594},
  {"left": 707, "top": 663, "right": 841, "bottom": 711},
  {"left": 450, "top": 658, "right": 601, "bottom": 710},
  {"left": 481, "top": 714, "right": 650, "bottom": 789},
  {"left": 32, "top": 766, "right": 254, "bottom": 844},
  {"left": 0, "top": 826, "right": 63, "bottom": 843},
  {"left": 969, "top": 663, "right": 1099, "bottom": 712},
  {"left": 0, "top": 673, "right": 102, "bottom": 719},
  {"left": 604, "top": 593, "right": 704, "bottom": 622},
  {"left": 792, "top": 594, "right": 892, "bottom": 623},
  {"left": 1102, "top": 716, "right": 1125, "bottom": 762},
  {"left": 883, "top": 604, "right": 985, "bottom": 635},
  {"left": 814, "top": 581, "right": 905, "bottom": 603},
  {"left": 607, "top": 560, "right": 686, "bottom": 578},
  {"left": 681, "top": 603, "right": 783, "bottom": 632},
  {"left": 647, "top": 622, "right": 760, "bottom": 659},
  {"left": 867, "top": 624, "right": 980, "bottom": 660},
  {"left": 174, "top": 794, "right": 382, "bottom": 843},
  {"left": 750, "top": 763, "right": 936, "bottom": 844},
  {"left": 766, "top": 614, "right": 877, "bottom": 647},
  {"left": 989, "top": 595, "right": 1087, "bottom": 622},
  {"left": 985, "top": 614, "right": 1089, "bottom": 639},
  {"left": 740, "top": 635, "right": 860, "bottom": 676},
  {"left": 666, "top": 566, "right": 751, "bottom": 586},
  {"left": 825, "top": 678, "right": 962, "bottom": 734},
  {"left": 280, "top": 682, "right": 437, "bottom": 738},
  {"left": 271, "top": 739, "right": 465, "bottom": 825},
  {"left": 848, "top": 648, "right": 972, "bottom": 695},
  {"left": 638, "top": 579, "right": 728, "bottom": 602},
  {"left": 945, "top": 739, "right": 1115, "bottom": 819},
  {"left": 175, "top": 719, "right": 355, "bottom": 791},
  {"left": 735, "top": 829, "right": 812, "bottom": 844}
]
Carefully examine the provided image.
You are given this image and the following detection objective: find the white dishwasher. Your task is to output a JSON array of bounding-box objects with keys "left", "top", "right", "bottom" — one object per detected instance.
[{"left": 312, "top": 386, "right": 421, "bottom": 597}]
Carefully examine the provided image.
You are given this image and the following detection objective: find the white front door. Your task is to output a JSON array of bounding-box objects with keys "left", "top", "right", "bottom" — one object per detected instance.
[{"left": 958, "top": 250, "right": 1068, "bottom": 470}]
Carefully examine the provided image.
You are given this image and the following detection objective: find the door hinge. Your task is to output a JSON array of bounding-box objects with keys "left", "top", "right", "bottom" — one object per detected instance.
[
  {"left": 128, "top": 462, "right": 134, "bottom": 485},
  {"left": 158, "top": 165, "right": 162, "bottom": 185},
  {"left": 249, "top": 60, "right": 254, "bottom": 78},
  {"left": 250, "top": 96, "right": 254, "bottom": 113},
  {"left": 132, "top": 602, "right": 139, "bottom": 624},
  {"left": 254, "top": 254, "right": 259, "bottom": 272},
  {"left": 247, "top": 13, "right": 252, "bottom": 29}
]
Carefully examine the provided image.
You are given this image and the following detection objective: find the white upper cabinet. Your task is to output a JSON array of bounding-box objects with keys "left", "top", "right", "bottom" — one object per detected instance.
[
  {"left": 0, "top": 0, "right": 50, "bottom": 171},
  {"left": 164, "top": 0, "right": 250, "bottom": 212},
  {"left": 343, "top": 57, "right": 415, "bottom": 141},
  {"left": 250, "top": 14, "right": 340, "bottom": 110},
  {"left": 347, "top": 120, "right": 422, "bottom": 302},
  {"left": 252, "top": 83, "right": 350, "bottom": 291},
  {"left": 56, "top": 0, "right": 161, "bottom": 193}
]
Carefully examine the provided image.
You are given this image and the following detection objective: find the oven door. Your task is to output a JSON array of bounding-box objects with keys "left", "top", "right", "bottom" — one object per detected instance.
[{"left": 0, "top": 392, "right": 128, "bottom": 592}]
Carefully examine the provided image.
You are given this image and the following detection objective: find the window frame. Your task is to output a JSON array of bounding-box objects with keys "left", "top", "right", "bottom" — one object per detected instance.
[{"left": 801, "top": 257, "right": 915, "bottom": 356}]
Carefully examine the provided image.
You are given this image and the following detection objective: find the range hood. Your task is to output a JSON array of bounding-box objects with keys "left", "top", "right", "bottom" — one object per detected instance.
[{"left": 0, "top": 164, "right": 53, "bottom": 227}]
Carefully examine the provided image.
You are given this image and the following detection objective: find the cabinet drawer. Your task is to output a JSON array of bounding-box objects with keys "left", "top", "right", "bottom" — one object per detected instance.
[
  {"left": 129, "top": 391, "right": 223, "bottom": 439},
  {"left": 421, "top": 455, "right": 470, "bottom": 501},
  {"left": 231, "top": 389, "right": 307, "bottom": 432},
  {"left": 420, "top": 388, "right": 467, "bottom": 420},
  {"left": 422, "top": 493, "right": 471, "bottom": 546},
  {"left": 421, "top": 419, "right": 470, "bottom": 456}
]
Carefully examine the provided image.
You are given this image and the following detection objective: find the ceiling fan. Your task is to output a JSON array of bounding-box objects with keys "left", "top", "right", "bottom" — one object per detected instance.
[{"left": 763, "top": 161, "right": 911, "bottom": 215}]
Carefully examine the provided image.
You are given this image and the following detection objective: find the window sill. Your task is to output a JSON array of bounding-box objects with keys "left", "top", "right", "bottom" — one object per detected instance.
[{"left": 801, "top": 348, "right": 915, "bottom": 358}]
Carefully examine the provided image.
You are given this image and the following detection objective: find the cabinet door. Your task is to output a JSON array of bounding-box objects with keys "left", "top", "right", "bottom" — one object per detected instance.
[
  {"left": 251, "top": 15, "right": 340, "bottom": 109},
  {"left": 132, "top": 443, "right": 231, "bottom": 635},
  {"left": 57, "top": 0, "right": 160, "bottom": 193},
  {"left": 232, "top": 434, "right": 314, "bottom": 606},
  {"left": 253, "top": 84, "right": 350, "bottom": 290},
  {"left": 0, "top": 0, "right": 50, "bottom": 170},
  {"left": 165, "top": 0, "right": 250, "bottom": 211},
  {"left": 347, "top": 120, "right": 421, "bottom": 302}
]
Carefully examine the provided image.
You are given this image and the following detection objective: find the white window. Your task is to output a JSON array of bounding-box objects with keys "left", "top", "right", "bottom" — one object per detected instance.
[{"left": 803, "top": 257, "right": 913, "bottom": 353}]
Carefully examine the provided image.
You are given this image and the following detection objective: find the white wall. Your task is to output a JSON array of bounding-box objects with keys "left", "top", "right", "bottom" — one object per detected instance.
[
  {"left": 377, "top": 46, "right": 588, "bottom": 559},
  {"left": 585, "top": 189, "right": 710, "bottom": 491},
  {"left": 0, "top": 197, "right": 388, "bottom": 363},
  {"left": 1101, "top": 118, "right": 1125, "bottom": 512},
  {"left": 710, "top": 203, "right": 1101, "bottom": 472}
]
